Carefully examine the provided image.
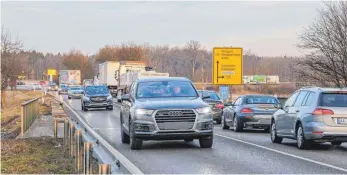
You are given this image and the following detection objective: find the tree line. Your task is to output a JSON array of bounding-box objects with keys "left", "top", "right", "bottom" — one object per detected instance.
[{"left": 1, "top": 1, "right": 346, "bottom": 93}]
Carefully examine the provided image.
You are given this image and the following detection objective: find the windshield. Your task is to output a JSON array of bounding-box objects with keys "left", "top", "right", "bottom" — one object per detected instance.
[
  {"left": 319, "top": 93, "right": 347, "bottom": 107},
  {"left": 85, "top": 86, "right": 109, "bottom": 95},
  {"left": 246, "top": 96, "right": 279, "bottom": 104},
  {"left": 136, "top": 81, "right": 198, "bottom": 98}
]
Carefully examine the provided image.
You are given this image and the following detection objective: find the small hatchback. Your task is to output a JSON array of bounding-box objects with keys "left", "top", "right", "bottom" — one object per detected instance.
[{"left": 271, "top": 87, "right": 347, "bottom": 149}]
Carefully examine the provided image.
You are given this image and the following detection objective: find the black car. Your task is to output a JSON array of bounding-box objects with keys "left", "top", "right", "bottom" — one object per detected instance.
[
  {"left": 198, "top": 90, "right": 224, "bottom": 124},
  {"left": 81, "top": 85, "right": 113, "bottom": 111},
  {"left": 120, "top": 77, "right": 214, "bottom": 150}
]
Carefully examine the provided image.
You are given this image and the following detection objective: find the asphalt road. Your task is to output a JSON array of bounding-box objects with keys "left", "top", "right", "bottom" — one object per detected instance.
[{"left": 62, "top": 95, "right": 347, "bottom": 174}]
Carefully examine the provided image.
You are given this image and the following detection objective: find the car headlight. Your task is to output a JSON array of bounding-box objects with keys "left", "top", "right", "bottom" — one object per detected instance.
[
  {"left": 195, "top": 107, "right": 212, "bottom": 114},
  {"left": 135, "top": 109, "right": 154, "bottom": 116},
  {"left": 83, "top": 96, "right": 91, "bottom": 101}
]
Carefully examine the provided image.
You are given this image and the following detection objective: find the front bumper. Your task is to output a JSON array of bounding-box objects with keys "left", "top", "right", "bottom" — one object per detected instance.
[
  {"left": 304, "top": 122, "right": 347, "bottom": 142},
  {"left": 84, "top": 101, "right": 113, "bottom": 108},
  {"left": 69, "top": 94, "right": 83, "bottom": 98},
  {"left": 133, "top": 111, "right": 214, "bottom": 140}
]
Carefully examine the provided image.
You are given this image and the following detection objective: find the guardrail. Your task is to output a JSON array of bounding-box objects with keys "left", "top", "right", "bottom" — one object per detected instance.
[
  {"left": 48, "top": 92, "right": 143, "bottom": 174},
  {"left": 20, "top": 97, "right": 41, "bottom": 137}
]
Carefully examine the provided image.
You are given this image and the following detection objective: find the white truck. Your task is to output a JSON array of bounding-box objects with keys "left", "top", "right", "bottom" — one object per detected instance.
[
  {"left": 98, "top": 61, "right": 169, "bottom": 97},
  {"left": 59, "top": 70, "right": 81, "bottom": 85}
]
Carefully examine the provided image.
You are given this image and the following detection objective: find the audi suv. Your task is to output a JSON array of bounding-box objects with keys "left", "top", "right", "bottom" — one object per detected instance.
[{"left": 120, "top": 77, "right": 214, "bottom": 150}]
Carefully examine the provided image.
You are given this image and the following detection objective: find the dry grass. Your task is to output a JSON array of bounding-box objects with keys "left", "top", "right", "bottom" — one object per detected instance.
[
  {"left": 1, "top": 91, "right": 43, "bottom": 123},
  {"left": 1, "top": 137, "right": 76, "bottom": 174}
]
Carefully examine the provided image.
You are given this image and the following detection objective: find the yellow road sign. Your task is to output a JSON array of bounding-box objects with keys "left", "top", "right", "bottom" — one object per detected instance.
[
  {"left": 213, "top": 47, "right": 243, "bottom": 85},
  {"left": 47, "top": 69, "right": 57, "bottom": 76}
]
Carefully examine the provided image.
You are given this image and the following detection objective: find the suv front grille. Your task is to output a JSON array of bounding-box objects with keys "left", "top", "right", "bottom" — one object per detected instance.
[
  {"left": 90, "top": 96, "right": 107, "bottom": 102},
  {"left": 155, "top": 110, "right": 196, "bottom": 130}
]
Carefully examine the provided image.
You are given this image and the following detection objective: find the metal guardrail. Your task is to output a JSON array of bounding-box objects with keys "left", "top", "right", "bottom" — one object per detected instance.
[
  {"left": 20, "top": 97, "right": 41, "bottom": 137},
  {"left": 48, "top": 92, "right": 143, "bottom": 174}
]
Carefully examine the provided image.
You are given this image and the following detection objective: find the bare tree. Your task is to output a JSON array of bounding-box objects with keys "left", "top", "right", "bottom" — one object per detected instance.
[
  {"left": 184, "top": 40, "right": 203, "bottom": 79},
  {"left": 297, "top": 1, "right": 347, "bottom": 87},
  {"left": 1, "top": 28, "right": 23, "bottom": 107}
]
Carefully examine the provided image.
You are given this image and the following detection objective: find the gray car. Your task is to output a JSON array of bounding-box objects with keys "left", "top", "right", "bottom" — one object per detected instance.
[
  {"left": 68, "top": 86, "right": 84, "bottom": 99},
  {"left": 221, "top": 95, "right": 279, "bottom": 132},
  {"left": 81, "top": 85, "right": 113, "bottom": 111},
  {"left": 120, "top": 77, "right": 214, "bottom": 150},
  {"left": 271, "top": 87, "right": 347, "bottom": 149},
  {"left": 198, "top": 90, "right": 224, "bottom": 124}
]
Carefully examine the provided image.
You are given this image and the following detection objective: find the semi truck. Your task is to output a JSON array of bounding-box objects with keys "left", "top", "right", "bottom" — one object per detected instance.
[
  {"left": 59, "top": 70, "right": 81, "bottom": 85},
  {"left": 98, "top": 61, "right": 169, "bottom": 97},
  {"left": 242, "top": 75, "right": 280, "bottom": 84}
]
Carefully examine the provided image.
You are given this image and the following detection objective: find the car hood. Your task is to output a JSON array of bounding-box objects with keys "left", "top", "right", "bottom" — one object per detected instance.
[
  {"left": 135, "top": 97, "right": 208, "bottom": 109},
  {"left": 70, "top": 90, "right": 84, "bottom": 93}
]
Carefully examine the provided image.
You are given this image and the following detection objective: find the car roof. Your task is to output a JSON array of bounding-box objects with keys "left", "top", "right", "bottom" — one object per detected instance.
[
  {"left": 244, "top": 94, "right": 277, "bottom": 97},
  {"left": 299, "top": 87, "right": 347, "bottom": 93},
  {"left": 137, "top": 77, "right": 190, "bottom": 82}
]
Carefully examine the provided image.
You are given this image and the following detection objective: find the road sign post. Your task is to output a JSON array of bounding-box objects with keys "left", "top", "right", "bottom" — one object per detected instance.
[{"left": 213, "top": 47, "right": 243, "bottom": 85}]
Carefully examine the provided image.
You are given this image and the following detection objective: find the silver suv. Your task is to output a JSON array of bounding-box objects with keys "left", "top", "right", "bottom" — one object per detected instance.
[{"left": 270, "top": 87, "right": 347, "bottom": 149}]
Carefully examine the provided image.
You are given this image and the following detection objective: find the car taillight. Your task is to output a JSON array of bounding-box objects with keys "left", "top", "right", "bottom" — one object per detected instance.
[
  {"left": 241, "top": 108, "right": 253, "bottom": 113},
  {"left": 312, "top": 108, "right": 334, "bottom": 115},
  {"left": 216, "top": 103, "right": 224, "bottom": 109}
]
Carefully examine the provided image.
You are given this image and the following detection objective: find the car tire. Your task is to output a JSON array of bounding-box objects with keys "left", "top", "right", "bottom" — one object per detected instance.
[
  {"left": 108, "top": 106, "right": 113, "bottom": 110},
  {"left": 221, "top": 115, "right": 230, "bottom": 130},
  {"left": 296, "top": 124, "right": 311, "bottom": 149},
  {"left": 199, "top": 135, "right": 213, "bottom": 148},
  {"left": 270, "top": 121, "right": 283, "bottom": 144},
  {"left": 68, "top": 96, "right": 71, "bottom": 99},
  {"left": 129, "top": 120, "right": 143, "bottom": 150},
  {"left": 331, "top": 141, "right": 342, "bottom": 146},
  {"left": 120, "top": 117, "right": 130, "bottom": 144},
  {"left": 234, "top": 115, "right": 243, "bottom": 132},
  {"left": 264, "top": 127, "right": 270, "bottom": 133},
  {"left": 81, "top": 103, "right": 84, "bottom": 110}
]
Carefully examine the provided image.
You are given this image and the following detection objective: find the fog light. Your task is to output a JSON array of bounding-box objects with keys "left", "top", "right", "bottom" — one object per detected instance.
[{"left": 134, "top": 123, "right": 153, "bottom": 132}]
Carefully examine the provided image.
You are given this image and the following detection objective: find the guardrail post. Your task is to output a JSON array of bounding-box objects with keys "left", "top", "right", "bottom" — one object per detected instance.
[
  {"left": 75, "top": 130, "right": 82, "bottom": 173},
  {"left": 98, "top": 164, "right": 111, "bottom": 174},
  {"left": 54, "top": 120, "right": 58, "bottom": 138},
  {"left": 83, "top": 142, "right": 92, "bottom": 174},
  {"left": 64, "top": 119, "right": 70, "bottom": 146},
  {"left": 20, "top": 105, "right": 25, "bottom": 137},
  {"left": 70, "top": 123, "right": 76, "bottom": 157}
]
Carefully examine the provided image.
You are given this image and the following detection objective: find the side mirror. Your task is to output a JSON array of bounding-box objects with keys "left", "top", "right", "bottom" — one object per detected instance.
[
  {"left": 274, "top": 103, "right": 282, "bottom": 109},
  {"left": 202, "top": 93, "right": 210, "bottom": 100},
  {"left": 121, "top": 94, "right": 130, "bottom": 101}
]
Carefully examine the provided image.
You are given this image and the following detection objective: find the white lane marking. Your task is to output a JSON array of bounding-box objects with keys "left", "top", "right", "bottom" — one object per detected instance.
[
  {"left": 64, "top": 100, "right": 144, "bottom": 175},
  {"left": 214, "top": 133, "right": 347, "bottom": 173}
]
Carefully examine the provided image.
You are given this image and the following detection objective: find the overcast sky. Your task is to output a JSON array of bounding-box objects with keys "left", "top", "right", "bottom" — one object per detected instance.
[{"left": 1, "top": 1, "right": 324, "bottom": 56}]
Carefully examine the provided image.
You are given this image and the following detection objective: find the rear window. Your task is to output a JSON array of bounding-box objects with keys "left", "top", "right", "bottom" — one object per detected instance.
[
  {"left": 246, "top": 96, "right": 279, "bottom": 104},
  {"left": 319, "top": 93, "right": 347, "bottom": 107}
]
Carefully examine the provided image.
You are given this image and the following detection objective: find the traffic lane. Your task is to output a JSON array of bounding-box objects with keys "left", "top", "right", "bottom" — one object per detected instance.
[
  {"left": 86, "top": 104, "right": 345, "bottom": 174},
  {"left": 65, "top": 96, "right": 119, "bottom": 130},
  {"left": 214, "top": 126, "right": 347, "bottom": 170}
]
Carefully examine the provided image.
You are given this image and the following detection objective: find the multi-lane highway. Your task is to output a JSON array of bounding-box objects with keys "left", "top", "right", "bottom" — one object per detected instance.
[{"left": 62, "top": 95, "right": 347, "bottom": 174}]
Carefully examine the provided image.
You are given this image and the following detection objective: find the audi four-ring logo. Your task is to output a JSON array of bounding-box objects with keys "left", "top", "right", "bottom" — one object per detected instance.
[{"left": 169, "top": 111, "right": 183, "bottom": 116}]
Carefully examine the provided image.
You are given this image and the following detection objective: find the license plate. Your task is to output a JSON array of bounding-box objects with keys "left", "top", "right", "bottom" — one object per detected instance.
[{"left": 337, "top": 118, "right": 347, "bottom": 124}]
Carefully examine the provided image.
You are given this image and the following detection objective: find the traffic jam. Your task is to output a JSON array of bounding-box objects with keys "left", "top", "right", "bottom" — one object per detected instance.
[{"left": 55, "top": 50, "right": 347, "bottom": 151}]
